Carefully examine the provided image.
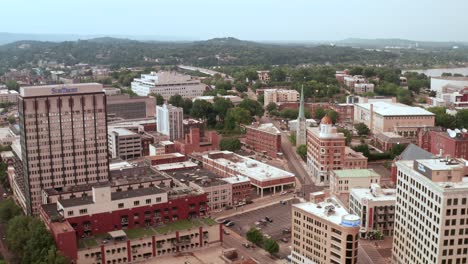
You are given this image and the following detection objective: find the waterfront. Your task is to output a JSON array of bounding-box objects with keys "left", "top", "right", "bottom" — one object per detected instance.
[{"left": 404, "top": 66, "right": 468, "bottom": 77}]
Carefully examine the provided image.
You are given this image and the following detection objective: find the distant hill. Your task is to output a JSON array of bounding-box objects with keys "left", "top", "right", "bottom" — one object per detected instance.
[
  {"left": 1, "top": 36, "right": 468, "bottom": 74},
  {"left": 336, "top": 38, "right": 468, "bottom": 49}
]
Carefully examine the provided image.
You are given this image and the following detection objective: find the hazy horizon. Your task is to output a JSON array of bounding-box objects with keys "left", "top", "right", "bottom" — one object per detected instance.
[{"left": 1, "top": 0, "right": 468, "bottom": 42}]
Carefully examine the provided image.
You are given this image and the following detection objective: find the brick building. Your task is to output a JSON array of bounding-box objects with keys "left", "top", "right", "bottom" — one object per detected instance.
[
  {"left": 174, "top": 128, "right": 219, "bottom": 155},
  {"left": 428, "top": 128, "right": 468, "bottom": 159},
  {"left": 245, "top": 123, "right": 281, "bottom": 157},
  {"left": 40, "top": 185, "right": 220, "bottom": 263}
]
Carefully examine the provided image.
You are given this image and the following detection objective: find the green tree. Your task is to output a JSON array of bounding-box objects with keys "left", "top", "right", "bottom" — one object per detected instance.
[
  {"left": 168, "top": 94, "right": 184, "bottom": 107},
  {"left": 257, "top": 94, "right": 264, "bottom": 105},
  {"left": 239, "top": 98, "right": 264, "bottom": 117},
  {"left": 296, "top": 145, "right": 307, "bottom": 161},
  {"left": 325, "top": 109, "right": 338, "bottom": 124},
  {"left": 338, "top": 128, "right": 352, "bottom": 146},
  {"left": 7, "top": 115, "right": 16, "bottom": 125},
  {"left": 456, "top": 109, "right": 468, "bottom": 128},
  {"left": 264, "top": 238, "right": 279, "bottom": 255},
  {"left": 191, "top": 100, "right": 213, "bottom": 122},
  {"left": 0, "top": 199, "right": 22, "bottom": 223},
  {"left": 390, "top": 144, "right": 407, "bottom": 158},
  {"left": 149, "top": 93, "right": 164, "bottom": 105},
  {"left": 280, "top": 109, "right": 298, "bottom": 119},
  {"left": 5, "top": 80, "right": 20, "bottom": 91},
  {"left": 352, "top": 144, "right": 370, "bottom": 157},
  {"left": 219, "top": 138, "right": 241, "bottom": 152},
  {"left": 235, "top": 83, "right": 247, "bottom": 93},
  {"left": 270, "top": 68, "right": 287, "bottom": 82},
  {"left": 354, "top": 123, "right": 370, "bottom": 136},
  {"left": 315, "top": 107, "right": 326, "bottom": 119},
  {"left": 246, "top": 227, "right": 263, "bottom": 245},
  {"left": 289, "top": 134, "right": 296, "bottom": 145},
  {"left": 182, "top": 98, "right": 193, "bottom": 115},
  {"left": 266, "top": 102, "right": 277, "bottom": 113},
  {"left": 224, "top": 107, "right": 252, "bottom": 130},
  {"left": 428, "top": 107, "right": 456, "bottom": 128},
  {"left": 213, "top": 97, "right": 234, "bottom": 122}
]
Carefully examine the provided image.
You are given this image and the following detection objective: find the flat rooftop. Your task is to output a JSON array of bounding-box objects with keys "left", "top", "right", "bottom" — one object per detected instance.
[
  {"left": 350, "top": 188, "right": 396, "bottom": 202},
  {"left": 222, "top": 176, "right": 250, "bottom": 184},
  {"left": 293, "top": 198, "right": 360, "bottom": 226},
  {"left": 203, "top": 151, "right": 294, "bottom": 182},
  {"left": 169, "top": 168, "right": 229, "bottom": 187},
  {"left": 397, "top": 159, "right": 468, "bottom": 190},
  {"left": 109, "top": 127, "right": 137, "bottom": 136},
  {"left": 20, "top": 83, "right": 103, "bottom": 97},
  {"left": 153, "top": 161, "right": 198, "bottom": 171},
  {"left": 333, "top": 169, "right": 380, "bottom": 178},
  {"left": 58, "top": 186, "right": 166, "bottom": 208},
  {"left": 247, "top": 123, "right": 281, "bottom": 135},
  {"left": 355, "top": 102, "right": 435, "bottom": 117}
]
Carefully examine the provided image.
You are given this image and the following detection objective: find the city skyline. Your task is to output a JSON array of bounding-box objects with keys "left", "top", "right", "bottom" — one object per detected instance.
[{"left": 2, "top": 0, "right": 468, "bottom": 42}]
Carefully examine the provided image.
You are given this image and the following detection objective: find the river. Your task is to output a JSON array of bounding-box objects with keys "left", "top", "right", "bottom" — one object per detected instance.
[{"left": 403, "top": 67, "right": 468, "bottom": 77}]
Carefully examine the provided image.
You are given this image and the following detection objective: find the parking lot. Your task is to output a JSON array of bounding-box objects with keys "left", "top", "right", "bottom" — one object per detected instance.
[{"left": 220, "top": 199, "right": 297, "bottom": 258}]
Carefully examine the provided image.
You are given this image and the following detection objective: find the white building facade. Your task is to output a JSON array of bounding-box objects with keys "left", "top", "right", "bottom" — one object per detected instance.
[
  {"left": 156, "top": 104, "right": 184, "bottom": 141},
  {"left": 131, "top": 71, "right": 206, "bottom": 99}
]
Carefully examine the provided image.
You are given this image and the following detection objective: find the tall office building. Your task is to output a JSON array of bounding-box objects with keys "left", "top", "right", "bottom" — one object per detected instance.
[
  {"left": 156, "top": 103, "right": 184, "bottom": 141},
  {"left": 393, "top": 158, "right": 468, "bottom": 264},
  {"left": 291, "top": 197, "right": 360, "bottom": 264},
  {"left": 18, "top": 83, "right": 109, "bottom": 215},
  {"left": 296, "top": 87, "right": 306, "bottom": 146}
]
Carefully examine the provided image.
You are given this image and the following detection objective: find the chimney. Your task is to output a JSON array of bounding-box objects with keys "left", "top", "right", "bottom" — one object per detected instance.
[{"left": 369, "top": 103, "right": 374, "bottom": 132}]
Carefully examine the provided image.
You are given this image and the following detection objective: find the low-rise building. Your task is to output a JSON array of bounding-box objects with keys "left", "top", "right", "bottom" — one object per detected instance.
[
  {"left": 263, "top": 89, "right": 299, "bottom": 106},
  {"left": 353, "top": 83, "right": 374, "bottom": 94},
  {"left": 0, "top": 89, "right": 18, "bottom": 103},
  {"left": 144, "top": 153, "right": 186, "bottom": 166},
  {"left": 202, "top": 151, "right": 295, "bottom": 197},
  {"left": 174, "top": 127, "right": 219, "bottom": 155},
  {"left": 40, "top": 185, "right": 218, "bottom": 263},
  {"left": 330, "top": 103, "right": 354, "bottom": 124},
  {"left": 222, "top": 176, "right": 251, "bottom": 205},
  {"left": 291, "top": 198, "right": 360, "bottom": 264},
  {"left": 192, "top": 95, "right": 242, "bottom": 105},
  {"left": 108, "top": 128, "right": 142, "bottom": 160},
  {"left": 245, "top": 123, "right": 281, "bottom": 158},
  {"left": 256, "top": 71, "right": 270, "bottom": 83},
  {"left": 131, "top": 71, "right": 206, "bottom": 99},
  {"left": 343, "top": 147, "right": 368, "bottom": 169},
  {"left": 374, "top": 132, "right": 411, "bottom": 151},
  {"left": 354, "top": 102, "right": 435, "bottom": 136},
  {"left": 349, "top": 184, "right": 396, "bottom": 238},
  {"left": 428, "top": 128, "right": 468, "bottom": 160},
  {"left": 288, "top": 119, "right": 317, "bottom": 131},
  {"left": 330, "top": 169, "right": 381, "bottom": 198}
]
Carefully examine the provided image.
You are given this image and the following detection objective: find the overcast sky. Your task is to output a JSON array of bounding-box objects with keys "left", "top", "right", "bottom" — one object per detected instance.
[{"left": 1, "top": 0, "right": 467, "bottom": 42}]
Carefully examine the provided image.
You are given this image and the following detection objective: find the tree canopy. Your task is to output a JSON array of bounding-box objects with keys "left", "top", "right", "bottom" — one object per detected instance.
[
  {"left": 246, "top": 227, "right": 263, "bottom": 245},
  {"left": 219, "top": 138, "right": 241, "bottom": 152},
  {"left": 354, "top": 123, "right": 370, "bottom": 136},
  {"left": 263, "top": 238, "right": 279, "bottom": 255}
]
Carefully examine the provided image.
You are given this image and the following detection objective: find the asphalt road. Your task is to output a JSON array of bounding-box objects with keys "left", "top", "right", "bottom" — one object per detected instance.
[{"left": 261, "top": 116, "right": 324, "bottom": 197}]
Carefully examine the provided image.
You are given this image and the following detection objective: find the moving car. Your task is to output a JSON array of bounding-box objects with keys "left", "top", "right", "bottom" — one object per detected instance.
[{"left": 225, "top": 221, "right": 235, "bottom": 227}]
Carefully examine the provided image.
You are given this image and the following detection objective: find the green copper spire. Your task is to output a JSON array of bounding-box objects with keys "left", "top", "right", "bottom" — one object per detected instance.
[{"left": 298, "top": 85, "right": 305, "bottom": 120}]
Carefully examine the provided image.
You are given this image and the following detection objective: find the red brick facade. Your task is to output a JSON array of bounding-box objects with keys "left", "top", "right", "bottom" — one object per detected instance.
[
  {"left": 245, "top": 124, "right": 281, "bottom": 158},
  {"left": 428, "top": 131, "right": 468, "bottom": 159},
  {"left": 174, "top": 128, "right": 219, "bottom": 155}
]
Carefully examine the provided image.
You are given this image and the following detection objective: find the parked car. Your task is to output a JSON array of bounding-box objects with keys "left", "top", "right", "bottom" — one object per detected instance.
[
  {"left": 221, "top": 219, "right": 230, "bottom": 224},
  {"left": 225, "top": 221, "right": 235, "bottom": 227},
  {"left": 281, "top": 237, "right": 289, "bottom": 243},
  {"left": 242, "top": 243, "right": 251, "bottom": 248},
  {"left": 265, "top": 216, "right": 273, "bottom": 223},
  {"left": 223, "top": 229, "right": 230, "bottom": 235},
  {"left": 280, "top": 191, "right": 288, "bottom": 195},
  {"left": 282, "top": 228, "right": 291, "bottom": 234}
]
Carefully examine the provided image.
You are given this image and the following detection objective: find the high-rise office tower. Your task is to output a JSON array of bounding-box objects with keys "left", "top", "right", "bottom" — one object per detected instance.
[
  {"left": 393, "top": 158, "right": 468, "bottom": 264},
  {"left": 18, "top": 83, "right": 109, "bottom": 215}
]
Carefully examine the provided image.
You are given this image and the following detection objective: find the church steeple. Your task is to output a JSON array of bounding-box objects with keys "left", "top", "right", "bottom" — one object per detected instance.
[
  {"left": 298, "top": 85, "right": 305, "bottom": 120},
  {"left": 296, "top": 85, "right": 307, "bottom": 146}
]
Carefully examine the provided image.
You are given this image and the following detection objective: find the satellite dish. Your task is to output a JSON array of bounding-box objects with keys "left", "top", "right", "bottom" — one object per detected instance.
[
  {"left": 462, "top": 128, "right": 467, "bottom": 133},
  {"left": 454, "top": 128, "right": 461, "bottom": 133},
  {"left": 447, "top": 129, "right": 457, "bottom": 138}
]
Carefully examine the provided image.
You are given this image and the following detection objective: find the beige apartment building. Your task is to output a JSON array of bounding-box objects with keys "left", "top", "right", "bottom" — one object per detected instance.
[
  {"left": 291, "top": 197, "right": 360, "bottom": 264},
  {"left": 18, "top": 83, "right": 109, "bottom": 215},
  {"left": 393, "top": 158, "right": 468, "bottom": 264},
  {"left": 354, "top": 102, "right": 435, "bottom": 136},
  {"left": 330, "top": 169, "right": 380, "bottom": 196},
  {"left": 263, "top": 88, "right": 299, "bottom": 106}
]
